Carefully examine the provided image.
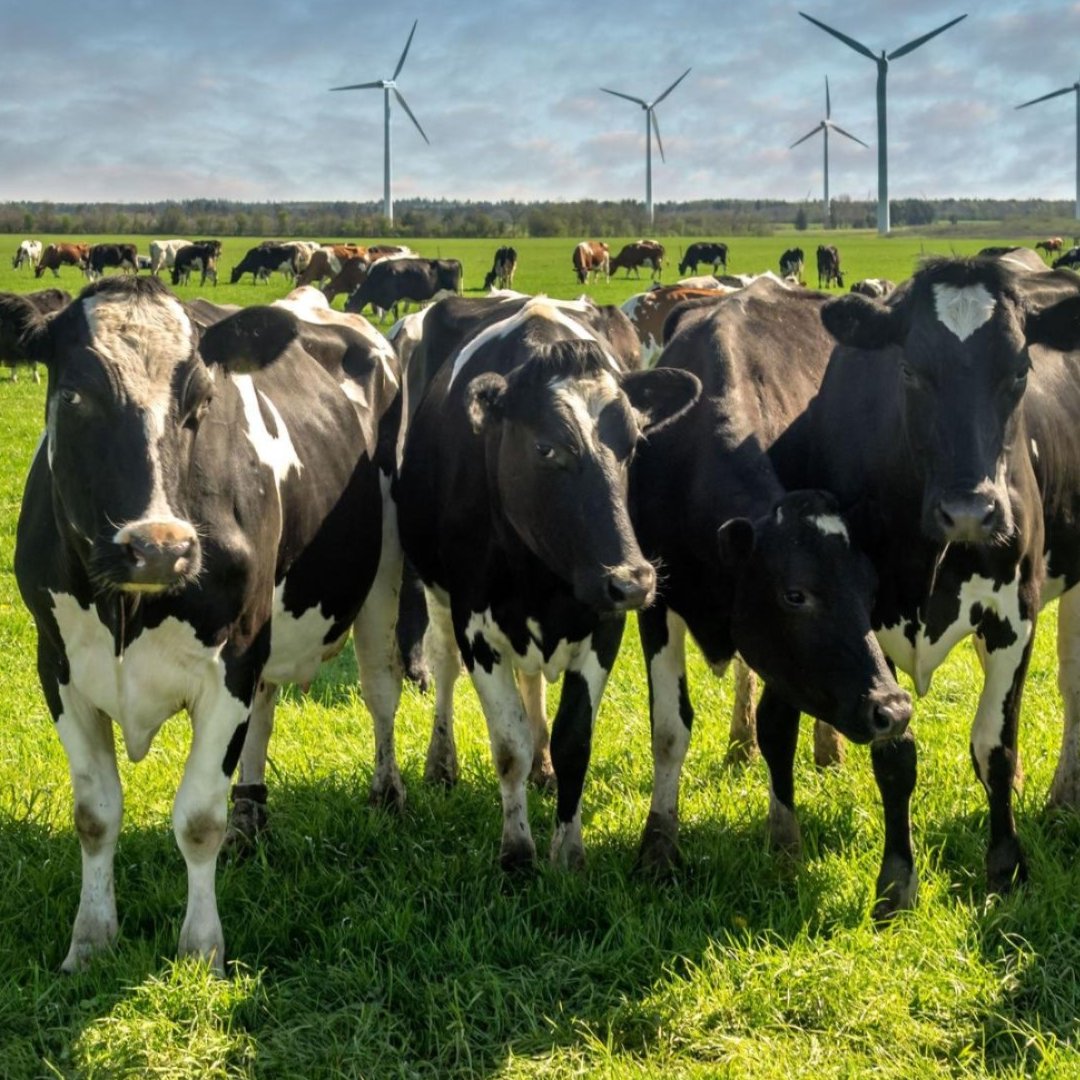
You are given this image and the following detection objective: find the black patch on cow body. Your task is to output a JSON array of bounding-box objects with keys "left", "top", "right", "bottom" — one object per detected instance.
[
  {"left": 677, "top": 675, "right": 694, "bottom": 732},
  {"left": 551, "top": 670, "right": 593, "bottom": 825},
  {"left": 970, "top": 603, "right": 1019, "bottom": 651},
  {"left": 470, "top": 633, "right": 501, "bottom": 674},
  {"left": 222, "top": 719, "right": 250, "bottom": 776}
]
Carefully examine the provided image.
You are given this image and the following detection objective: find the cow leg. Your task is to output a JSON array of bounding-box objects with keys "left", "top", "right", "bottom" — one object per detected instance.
[
  {"left": 871, "top": 730, "right": 919, "bottom": 920},
  {"left": 813, "top": 720, "right": 844, "bottom": 768},
  {"left": 397, "top": 556, "right": 431, "bottom": 691},
  {"left": 756, "top": 686, "right": 802, "bottom": 856},
  {"left": 224, "top": 678, "right": 277, "bottom": 850},
  {"left": 517, "top": 669, "right": 554, "bottom": 791},
  {"left": 725, "top": 655, "right": 758, "bottom": 765},
  {"left": 549, "top": 616, "right": 626, "bottom": 871},
  {"left": 55, "top": 685, "right": 123, "bottom": 973},
  {"left": 1050, "top": 585, "right": 1080, "bottom": 809},
  {"left": 637, "top": 604, "right": 692, "bottom": 876},
  {"left": 423, "top": 591, "right": 463, "bottom": 787}
]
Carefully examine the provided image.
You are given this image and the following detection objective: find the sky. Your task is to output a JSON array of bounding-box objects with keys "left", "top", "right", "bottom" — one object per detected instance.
[{"left": 1, "top": 0, "right": 1078, "bottom": 207}]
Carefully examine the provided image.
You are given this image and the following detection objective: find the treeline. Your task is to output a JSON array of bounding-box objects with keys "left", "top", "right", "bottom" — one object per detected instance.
[{"left": 0, "top": 196, "right": 1075, "bottom": 238}]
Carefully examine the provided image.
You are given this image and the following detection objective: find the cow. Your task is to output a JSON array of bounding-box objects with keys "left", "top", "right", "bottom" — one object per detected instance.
[
  {"left": 849, "top": 278, "right": 895, "bottom": 299},
  {"left": 148, "top": 239, "right": 192, "bottom": 276},
  {"left": 35, "top": 243, "right": 90, "bottom": 279},
  {"left": 1053, "top": 247, "right": 1080, "bottom": 271},
  {"left": 14, "top": 274, "right": 405, "bottom": 972},
  {"left": 230, "top": 244, "right": 302, "bottom": 284},
  {"left": 630, "top": 278, "right": 912, "bottom": 877},
  {"left": 0, "top": 288, "right": 71, "bottom": 382},
  {"left": 678, "top": 242, "right": 729, "bottom": 276},
  {"left": 572, "top": 241, "right": 610, "bottom": 284},
  {"left": 779, "top": 248, "right": 804, "bottom": 279},
  {"left": 171, "top": 243, "right": 220, "bottom": 286},
  {"left": 482, "top": 246, "right": 518, "bottom": 291},
  {"left": 609, "top": 240, "right": 666, "bottom": 281},
  {"left": 86, "top": 243, "right": 139, "bottom": 279},
  {"left": 396, "top": 293, "right": 700, "bottom": 870},
  {"left": 1036, "top": 237, "right": 1063, "bottom": 259},
  {"left": 816, "top": 245, "right": 843, "bottom": 288},
  {"left": 296, "top": 245, "right": 367, "bottom": 287},
  {"left": 676, "top": 275, "right": 723, "bottom": 289},
  {"left": 345, "top": 257, "right": 463, "bottom": 322},
  {"left": 322, "top": 256, "right": 371, "bottom": 301},
  {"left": 620, "top": 284, "right": 735, "bottom": 364},
  {"left": 12, "top": 239, "right": 43, "bottom": 271}
]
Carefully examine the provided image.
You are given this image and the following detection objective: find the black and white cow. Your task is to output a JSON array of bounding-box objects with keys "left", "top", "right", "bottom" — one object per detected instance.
[
  {"left": 230, "top": 244, "right": 302, "bottom": 285},
  {"left": 396, "top": 295, "right": 699, "bottom": 870},
  {"left": 14, "top": 275, "right": 405, "bottom": 972},
  {"left": 86, "top": 243, "right": 139, "bottom": 279},
  {"left": 345, "top": 257, "right": 463, "bottom": 322},
  {"left": 630, "top": 279, "right": 912, "bottom": 876},
  {"left": 779, "top": 248, "right": 805, "bottom": 279},
  {"left": 0, "top": 288, "right": 71, "bottom": 382},
  {"left": 12, "top": 239, "right": 43, "bottom": 271},
  {"left": 678, "top": 241, "right": 728, "bottom": 276},
  {"left": 483, "top": 246, "right": 518, "bottom": 291},
  {"left": 171, "top": 242, "right": 220, "bottom": 286}
]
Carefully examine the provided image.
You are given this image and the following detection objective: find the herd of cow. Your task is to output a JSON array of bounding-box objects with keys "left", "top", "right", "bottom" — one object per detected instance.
[{"left": 9, "top": 238, "right": 1080, "bottom": 976}]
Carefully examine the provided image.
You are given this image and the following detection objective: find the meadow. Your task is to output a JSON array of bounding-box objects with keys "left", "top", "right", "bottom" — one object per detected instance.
[{"left": 2, "top": 230, "right": 1080, "bottom": 1078}]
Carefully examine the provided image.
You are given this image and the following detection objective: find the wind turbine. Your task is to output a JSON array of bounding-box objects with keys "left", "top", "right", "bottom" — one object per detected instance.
[
  {"left": 790, "top": 76, "right": 869, "bottom": 228},
  {"left": 330, "top": 19, "right": 429, "bottom": 227},
  {"left": 799, "top": 11, "right": 967, "bottom": 235},
  {"left": 600, "top": 68, "right": 691, "bottom": 227},
  {"left": 1016, "top": 77, "right": 1080, "bottom": 220}
]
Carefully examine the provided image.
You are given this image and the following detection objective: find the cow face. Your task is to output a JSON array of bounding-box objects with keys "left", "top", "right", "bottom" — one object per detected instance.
[
  {"left": 720, "top": 491, "right": 911, "bottom": 743},
  {"left": 823, "top": 259, "right": 1080, "bottom": 546},
  {"left": 31, "top": 277, "right": 212, "bottom": 595},
  {"left": 466, "top": 342, "right": 700, "bottom": 612}
]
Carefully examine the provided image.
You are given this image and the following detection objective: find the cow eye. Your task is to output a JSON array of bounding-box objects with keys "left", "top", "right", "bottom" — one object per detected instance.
[
  {"left": 1012, "top": 367, "right": 1029, "bottom": 391},
  {"left": 59, "top": 387, "right": 81, "bottom": 406},
  {"left": 899, "top": 364, "right": 919, "bottom": 386},
  {"left": 782, "top": 589, "right": 807, "bottom": 609},
  {"left": 535, "top": 442, "right": 555, "bottom": 460}
]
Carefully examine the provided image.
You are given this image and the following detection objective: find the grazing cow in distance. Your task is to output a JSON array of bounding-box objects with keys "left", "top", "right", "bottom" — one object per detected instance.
[
  {"left": 0, "top": 288, "right": 71, "bottom": 382},
  {"left": 572, "top": 241, "right": 610, "bottom": 284},
  {"left": 87, "top": 243, "right": 139, "bottom": 279},
  {"left": 609, "top": 240, "right": 666, "bottom": 281},
  {"left": 779, "top": 247, "right": 804, "bottom": 279},
  {"left": 322, "top": 256, "right": 371, "bottom": 301},
  {"left": 345, "top": 257, "right": 462, "bottom": 322},
  {"left": 1036, "top": 236, "right": 1063, "bottom": 259},
  {"left": 816, "top": 244, "right": 843, "bottom": 288},
  {"left": 296, "top": 245, "right": 367, "bottom": 287},
  {"left": 12, "top": 239, "right": 42, "bottom": 271},
  {"left": 678, "top": 241, "right": 728, "bottom": 275},
  {"left": 35, "top": 243, "right": 90, "bottom": 279},
  {"left": 1053, "top": 246, "right": 1080, "bottom": 271},
  {"left": 483, "top": 246, "right": 518, "bottom": 290},
  {"left": 14, "top": 274, "right": 405, "bottom": 972},
  {"left": 849, "top": 278, "right": 895, "bottom": 299},
  {"left": 230, "top": 243, "right": 302, "bottom": 284},
  {"left": 148, "top": 239, "right": 192, "bottom": 276},
  {"left": 171, "top": 242, "right": 220, "bottom": 286},
  {"left": 397, "top": 293, "right": 701, "bottom": 871}
]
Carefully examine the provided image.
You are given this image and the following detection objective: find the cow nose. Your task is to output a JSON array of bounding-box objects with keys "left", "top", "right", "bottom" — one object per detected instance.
[
  {"left": 117, "top": 521, "right": 199, "bottom": 588},
  {"left": 865, "top": 687, "right": 912, "bottom": 741},
  {"left": 606, "top": 563, "right": 656, "bottom": 610},
  {"left": 934, "top": 494, "right": 1001, "bottom": 543}
]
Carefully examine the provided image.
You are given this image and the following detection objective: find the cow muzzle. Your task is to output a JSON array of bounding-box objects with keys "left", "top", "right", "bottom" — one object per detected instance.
[
  {"left": 603, "top": 562, "right": 656, "bottom": 612},
  {"left": 860, "top": 685, "right": 912, "bottom": 743},
  {"left": 927, "top": 489, "right": 1007, "bottom": 545},
  {"left": 114, "top": 520, "right": 200, "bottom": 592}
]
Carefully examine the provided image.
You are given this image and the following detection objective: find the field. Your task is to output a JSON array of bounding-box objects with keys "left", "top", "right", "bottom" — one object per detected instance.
[{"left": 2, "top": 232, "right": 1080, "bottom": 1078}]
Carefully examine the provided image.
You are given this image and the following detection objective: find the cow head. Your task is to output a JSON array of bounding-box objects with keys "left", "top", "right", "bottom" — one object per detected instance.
[
  {"left": 465, "top": 338, "right": 700, "bottom": 612},
  {"left": 720, "top": 490, "right": 911, "bottom": 744},
  {"left": 822, "top": 257, "right": 1080, "bottom": 546}
]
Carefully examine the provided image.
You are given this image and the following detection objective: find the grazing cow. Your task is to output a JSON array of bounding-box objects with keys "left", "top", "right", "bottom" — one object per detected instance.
[
  {"left": 816, "top": 245, "right": 843, "bottom": 288},
  {"left": 678, "top": 241, "right": 729, "bottom": 276},
  {"left": 322, "top": 256, "right": 371, "bottom": 301},
  {"left": 296, "top": 245, "right": 367, "bottom": 287},
  {"left": 35, "top": 243, "right": 90, "bottom": 279},
  {"left": 170, "top": 243, "right": 220, "bottom": 286},
  {"left": 483, "top": 246, "right": 518, "bottom": 290},
  {"left": 0, "top": 288, "right": 71, "bottom": 382},
  {"left": 230, "top": 244, "right": 302, "bottom": 285},
  {"left": 1053, "top": 246, "right": 1080, "bottom": 271},
  {"left": 12, "top": 239, "right": 43, "bottom": 271},
  {"left": 345, "top": 257, "right": 463, "bottom": 322},
  {"left": 630, "top": 278, "right": 912, "bottom": 876},
  {"left": 609, "top": 240, "right": 666, "bottom": 281},
  {"left": 779, "top": 248, "right": 805, "bottom": 279},
  {"left": 148, "top": 239, "right": 192, "bottom": 276},
  {"left": 1036, "top": 237, "right": 1063, "bottom": 259},
  {"left": 620, "top": 284, "right": 735, "bottom": 364},
  {"left": 572, "top": 241, "right": 610, "bottom": 284},
  {"left": 397, "top": 294, "right": 700, "bottom": 869},
  {"left": 849, "top": 278, "right": 895, "bottom": 298},
  {"left": 87, "top": 243, "right": 139, "bottom": 279},
  {"left": 14, "top": 274, "right": 405, "bottom": 972}
]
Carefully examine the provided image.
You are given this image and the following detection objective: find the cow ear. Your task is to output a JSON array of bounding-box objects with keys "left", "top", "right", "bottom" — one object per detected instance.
[
  {"left": 1025, "top": 294, "right": 1080, "bottom": 352},
  {"left": 465, "top": 372, "right": 507, "bottom": 432},
  {"left": 621, "top": 368, "right": 701, "bottom": 434},
  {"left": 717, "top": 518, "right": 756, "bottom": 567},
  {"left": 821, "top": 293, "right": 903, "bottom": 349},
  {"left": 198, "top": 306, "right": 300, "bottom": 373}
]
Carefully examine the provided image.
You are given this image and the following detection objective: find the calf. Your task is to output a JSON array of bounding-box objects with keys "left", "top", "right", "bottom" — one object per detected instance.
[
  {"left": 678, "top": 241, "right": 728, "bottom": 276},
  {"left": 12, "top": 239, "right": 42, "bottom": 271},
  {"left": 0, "top": 288, "right": 71, "bottom": 382},
  {"left": 35, "top": 243, "right": 89, "bottom": 279},
  {"left": 483, "top": 246, "right": 518, "bottom": 290},
  {"left": 345, "top": 257, "right": 462, "bottom": 321},
  {"left": 15, "top": 275, "right": 404, "bottom": 971},
  {"left": 572, "top": 241, "right": 610, "bottom": 284},
  {"left": 816, "top": 244, "right": 843, "bottom": 288}
]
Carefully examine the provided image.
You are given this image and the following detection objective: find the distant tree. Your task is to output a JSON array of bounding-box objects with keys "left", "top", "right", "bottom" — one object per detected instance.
[{"left": 794, "top": 206, "right": 808, "bottom": 231}]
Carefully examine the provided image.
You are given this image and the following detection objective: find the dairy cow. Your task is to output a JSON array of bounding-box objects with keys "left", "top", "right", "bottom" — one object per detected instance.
[
  {"left": 779, "top": 248, "right": 805, "bottom": 279},
  {"left": 171, "top": 243, "right": 220, "bottom": 286},
  {"left": 148, "top": 239, "right": 192, "bottom": 276},
  {"left": 816, "top": 245, "right": 843, "bottom": 288},
  {"left": 609, "top": 241, "right": 666, "bottom": 280},
  {"left": 230, "top": 244, "right": 303, "bottom": 284},
  {"left": 483, "top": 246, "right": 518, "bottom": 290},
  {"left": 87, "top": 243, "right": 139, "bottom": 279},
  {"left": 345, "top": 257, "right": 462, "bottom": 321},
  {"left": 12, "top": 239, "right": 43, "bottom": 271},
  {"left": 678, "top": 242, "right": 729, "bottom": 276},
  {"left": 572, "top": 241, "right": 610, "bottom": 284},
  {"left": 0, "top": 288, "right": 71, "bottom": 382},
  {"left": 35, "top": 243, "right": 90, "bottom": 279}
]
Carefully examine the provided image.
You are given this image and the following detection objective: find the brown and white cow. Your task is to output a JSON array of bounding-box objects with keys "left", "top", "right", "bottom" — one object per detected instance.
[
  {"left": 296, "top": 245, "right": 368, "bottom": 287},
  {"left": 35, "top": 243, "right": 90, "bottom": 279},
  {"left": 1036, "top": 236, "right": 1064, "bottom": 259},
  {"left": 621, "top": 285, "right": 737, "bottom": 364},
  {"left": 572, "top": 241, "right": 610, "bottom": 285}
]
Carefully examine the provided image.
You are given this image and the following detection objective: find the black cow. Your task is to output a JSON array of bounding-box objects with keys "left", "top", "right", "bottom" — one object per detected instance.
[
  {"left": 483, "top": 246, "right": 518, "bottom": 291},
  {"left": 678, "top": 241, "right": 729, "bottom": 276},
  {"left": 345, "top": 257, "right": 463, "bottom": 321},
  {"left": 230, "top": 244, "right": 301, "bottom": 285},
  {"left": 171, "top": 242, "right": 220, "bottom": 286},
  {"left": 630, "top": 279, "right": 911, "bottom": 875},
  {"left": 14, "top": 275, "right": 405, "bottom": 972},
  {"left": 87, "top": 243, "right": 139, "bottom": 279},
  {"left": 396, "top": 294, "right": 699, "bottom": 870},
  {"left": 816, "top": 245, "right": 843, "bottom": 288},
  {"left": 779, "top": 247, "right": 805, "bottom": 278},
  {"left": 0, "top": 288, "right": 71, "bottom": 382},
  {"left": 1053, "top": 246, "right": 1080, "bottom": 271}
]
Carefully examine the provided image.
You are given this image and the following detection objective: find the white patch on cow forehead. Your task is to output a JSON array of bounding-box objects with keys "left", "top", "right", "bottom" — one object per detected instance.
[
  {"left": 550, "top": 373, "right": 622, "bottom": 423},
  {"left": 932, "top": 282, "right": 996, "bottom": 343},
  {"left": 808, "top": 514, "right": 849, "bottom": 542}
]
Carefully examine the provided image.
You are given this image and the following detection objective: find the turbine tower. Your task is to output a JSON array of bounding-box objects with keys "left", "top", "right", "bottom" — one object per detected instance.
[
  {"left": 330, "top": 19, "right": 429, "bottom": 227},
  {"left": 799, "top": 11, "right": 967, "bottom": 235},
  {"left": 600, "top": 68, "right": 691, "bottom": 227},
  {"left": 790, "top": 76, "right": 868, "bottom": 228},
  {"left": 1016, "top": 77, "right": 1080, "bottom": 220}
]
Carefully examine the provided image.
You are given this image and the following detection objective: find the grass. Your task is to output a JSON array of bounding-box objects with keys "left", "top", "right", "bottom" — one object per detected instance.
[{"left": 2, "top": 233, "right": 1080, "bottom": 1077}]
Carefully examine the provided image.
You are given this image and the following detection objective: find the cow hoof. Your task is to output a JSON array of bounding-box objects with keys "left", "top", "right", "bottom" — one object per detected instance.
[
  {"left": 61, "top": 927, "right": 117, "bottom": 974},
  {"left": 813, "top": 721, "right": 845, "bottom": 769},
  {"left": 529, "top": 751, "right": 556, "bottom": 794},
  {"left": 423, "top": 748, "right": 459, "bottom": 789},
  {"left": 986, "top": 837, "right": 1028, "bottom": 896},
  {"left": 369, "top": 773, "right": 406, "bottom": 812},
  {"left": 178, "top": 930, "right": 226, "bottom": 977},
  {"left": 766, "top": 804, "right": 802, "bottom": 858},
  {"left": 634, "top": 811, "right": 682, "bottom": 879},
  {"left": 223, "top": 784, "right": 268, "bottom": 856},
  {"left": 872, "top": 856, "right": 918, "bottom": 923},
  {"left": 500, "top": 835, "right": 537, "bottom": 873},
  {"left": 723, "top": 738, "right": 758, "bottom": 767},
  {"left": 549, "top": 832, "right": 586, "bottom": 873}
]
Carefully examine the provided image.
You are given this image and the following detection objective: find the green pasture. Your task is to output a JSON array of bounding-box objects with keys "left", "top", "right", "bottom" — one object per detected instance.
[{"left": 2, "top": 234, "right": 1080, "bottom": 1077}]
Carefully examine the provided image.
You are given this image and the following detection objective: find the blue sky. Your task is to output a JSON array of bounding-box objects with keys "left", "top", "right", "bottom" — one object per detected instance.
[{"left": 1, "top": 0, "right": 1077, "bottom": 205}]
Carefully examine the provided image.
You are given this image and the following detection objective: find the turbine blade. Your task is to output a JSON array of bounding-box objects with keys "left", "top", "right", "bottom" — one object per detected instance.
[
  {"left": 394, "top": 88, "right": 430, "bottom": 144},
  {"left": 790, "top": 124, "right": 823, "bottom": 149},
  {"left": 887, "top": 14, "right": 967, "bottom": 60},
  {"left": 825, "top": 74, "right": 831, "bottom": 119},
  {"left": 601, "top": 86, "right": 648, "bottom": 107},
  {"left": 330, "top": 79, "right": 384, "bottom": 91},
  {"left": 651, "top": 67, "right": 691, "bottom": 108},
  {"left": 799, "top": 13, "right": 876, "bottom": 61},
  {"left": 393, "top": 20, "right": 419, "bottom": 81},
  {"left": 829, "top": 121, "right": 870, "bottom": 147},
  {"left": 1016, "top": 84, "right": 1077, "bottom": 109},
  {"left": 651, "top": 110, "right": 665, "bottom": 162}
]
